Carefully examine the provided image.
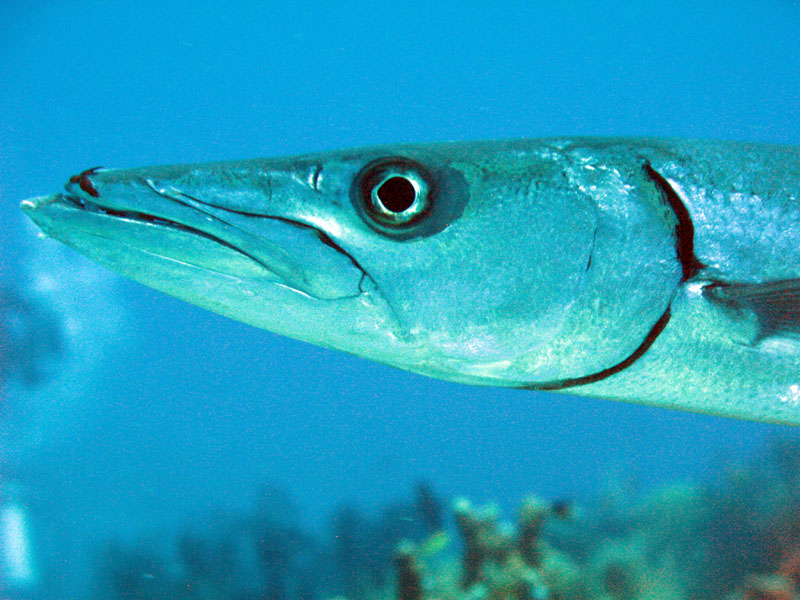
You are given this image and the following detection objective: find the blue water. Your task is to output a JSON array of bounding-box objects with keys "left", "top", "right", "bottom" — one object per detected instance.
[{"left": 1, "top": 1, "right": 799, "bottom": 598}]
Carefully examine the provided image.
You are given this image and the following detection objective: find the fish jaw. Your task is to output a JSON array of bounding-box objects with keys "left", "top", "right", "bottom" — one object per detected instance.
[{"left": 19, "top": 170, "right": 400, "bottom": 354}]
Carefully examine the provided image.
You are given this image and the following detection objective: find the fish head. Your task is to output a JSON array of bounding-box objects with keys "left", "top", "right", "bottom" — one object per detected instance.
[{"left": 22, "top": 143, "right": 597, "bottom": 384}]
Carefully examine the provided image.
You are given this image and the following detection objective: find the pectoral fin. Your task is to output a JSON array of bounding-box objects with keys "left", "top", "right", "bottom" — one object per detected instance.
[{"left": 704, "top": 279, "right": 800, "bottom": 343}]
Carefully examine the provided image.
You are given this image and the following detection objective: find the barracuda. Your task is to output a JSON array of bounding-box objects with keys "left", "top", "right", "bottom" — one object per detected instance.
[{"left": 21, "top": 138, "right": 800, "bottom": 424}]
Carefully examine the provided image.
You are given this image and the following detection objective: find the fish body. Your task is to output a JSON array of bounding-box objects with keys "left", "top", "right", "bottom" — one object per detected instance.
[{"left": 21, "top": 138, "right": 800, "bottom": 423}]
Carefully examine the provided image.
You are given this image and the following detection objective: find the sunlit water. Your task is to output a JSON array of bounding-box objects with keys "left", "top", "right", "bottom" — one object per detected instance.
[{"left": 1, "top": 2, "right": 799, "bottom": 598}]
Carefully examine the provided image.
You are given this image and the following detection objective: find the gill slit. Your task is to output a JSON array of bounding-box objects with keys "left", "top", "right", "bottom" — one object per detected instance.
[{"left": 520, "top": 162, "right": 702, "bottom": 391}]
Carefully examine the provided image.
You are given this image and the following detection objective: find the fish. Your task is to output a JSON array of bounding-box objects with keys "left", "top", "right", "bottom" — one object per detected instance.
[{"left": 20, "top": 138, "right": 800, "bottom": 424}]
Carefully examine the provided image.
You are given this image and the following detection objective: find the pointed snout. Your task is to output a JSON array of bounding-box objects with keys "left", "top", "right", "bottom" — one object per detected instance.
[{"left": 20, "top": 161, "right": 368, "bottom": 302}]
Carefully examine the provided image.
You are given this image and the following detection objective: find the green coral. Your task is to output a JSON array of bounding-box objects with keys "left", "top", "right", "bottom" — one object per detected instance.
[{"left": 384, "top": 497, "right": 581, "bottom": 600}]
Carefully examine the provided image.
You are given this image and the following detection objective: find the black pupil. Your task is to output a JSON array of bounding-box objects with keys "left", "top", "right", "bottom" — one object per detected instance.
[{"left": 376, "top": 176, "right": 416, "bottom": 213}]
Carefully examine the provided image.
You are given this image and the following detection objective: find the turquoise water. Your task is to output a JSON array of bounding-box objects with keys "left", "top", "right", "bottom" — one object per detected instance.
[{"left": 1, "top": 2, "right": 799, "bottom": 598}]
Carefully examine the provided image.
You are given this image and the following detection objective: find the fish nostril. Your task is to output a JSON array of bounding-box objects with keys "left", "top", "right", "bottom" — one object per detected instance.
[
  {"left": 78, "top": 175, "right": 100, "bottom": 198},
  {"left": 68, "top": 166, "right": 103, "bottom": 198}
]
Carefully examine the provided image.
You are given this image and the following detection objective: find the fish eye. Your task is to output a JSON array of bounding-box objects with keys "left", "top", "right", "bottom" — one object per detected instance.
[
  {"left": 374, "top": 175, "right": 418, "bottom": 214},
  {"left": 354, "top": 158, "right": 432, "bottom": 229}
]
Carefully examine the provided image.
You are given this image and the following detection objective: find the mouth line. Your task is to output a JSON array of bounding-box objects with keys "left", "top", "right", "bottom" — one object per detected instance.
[
  {"left": 60, "top": 192, "right": 262, "bottom": 268},
  {"left": 151, "top": 185, "right": 376, "bottom": 296},
  {"left": 60, "top": 188, "right": 374, "bottom": 299}
]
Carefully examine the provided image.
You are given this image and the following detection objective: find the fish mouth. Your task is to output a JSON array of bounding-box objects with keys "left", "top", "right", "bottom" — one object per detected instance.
[
  {"left": 21, "top": 177, "right": 369, "bottom": 302},
  {"left": 61, "top": 192, "right": 269, "bottom": 271}
]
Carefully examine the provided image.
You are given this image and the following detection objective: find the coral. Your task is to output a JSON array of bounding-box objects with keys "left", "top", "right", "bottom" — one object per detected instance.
[
  {"left": 584, "top": 534, "right": 685, "bottom": 600},
  {"left": 453, "top": 497, "right": 548, "bottom": 599},
  {"left": 394, "top": 542, "right": 422, "bottom": 600},
  {"left": 415, "top": 481, "right": 445, "bottom": 534},
  {"left": 779, "top": 544, "right": 800, "bottom": 584},
  {"left": 87, "top": 437, "right": 800, "bottom": 600},
  {"left": 730, "top": 574, "right": 796, "bottom": 600},
  {"left": 387, "top": 496, "right": 690, "bottom": 600},
  {"left": 386, "top": 496, "right": 582, "bottom": 600},
  {"left": 587, "top": 536, "right": 646, "bottom": 600},
  {"left": 328, "top": 481, "right": 445, "bottom": 600}
]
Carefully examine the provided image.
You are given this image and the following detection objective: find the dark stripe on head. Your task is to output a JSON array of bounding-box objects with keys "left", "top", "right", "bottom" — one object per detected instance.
[
  {"left": 520, "top": 306, "right": 672, "bottom": 391},
  {"left": 643, "top": 162, "right": 704, "bottom": 281}
]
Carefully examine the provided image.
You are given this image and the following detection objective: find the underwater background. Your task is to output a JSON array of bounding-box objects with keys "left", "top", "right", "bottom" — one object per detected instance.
[{"left": 1, "top": 1, "right": 800, "bottom": 599}]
